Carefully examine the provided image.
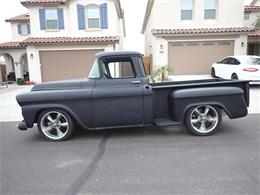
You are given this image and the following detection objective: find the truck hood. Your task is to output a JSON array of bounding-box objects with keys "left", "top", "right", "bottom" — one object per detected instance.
[{"left": 31, "top": 78, "right": 84, "bottom": 91}]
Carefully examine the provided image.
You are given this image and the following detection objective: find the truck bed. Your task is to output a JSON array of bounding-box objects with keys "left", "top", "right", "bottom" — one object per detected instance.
[{"left": 150, "top": 78, "right": 250, "bottom": 121}]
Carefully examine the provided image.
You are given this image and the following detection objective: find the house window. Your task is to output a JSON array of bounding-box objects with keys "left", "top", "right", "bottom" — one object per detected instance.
[
  {"left": 181, "top": 0, "right": 193, "bottom": 20},
  {"left": 244, "top": 13, "right": 250, "bottom": 20},
  {"left": 86, "top": 5, "right": 100, "bottom": 29},
  {"left": 204, "top": 0, "right": 216, "bottom": 19},
  {"left": 18, "top": 24, "right": 30, "bottom": 35},
  {"left": 45, "top": 9, "right": 59, "bottom": 30},
  {"left": 77, "top": 3, "right": 107, "bottom": 30}
]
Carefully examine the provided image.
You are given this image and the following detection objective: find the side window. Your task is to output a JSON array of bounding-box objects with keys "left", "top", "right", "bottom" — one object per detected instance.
[
  {"left": 228, "top": 58, "right": 240, "bottom": 65},
  {"left": 226, "top": 58, "right": 235, "bottom": 65},
  {"left": 232, "top": 58, "right": 240, "bottom": 65},
  {"left": 219, "top": 58, "right": 229, "bottom": 64},
  {"left": 102, "top": 57, "right": 135, "bottom": 79}
]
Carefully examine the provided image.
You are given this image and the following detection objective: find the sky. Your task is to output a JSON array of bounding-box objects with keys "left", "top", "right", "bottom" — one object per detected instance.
[{"left": 0, "top": 0, "right": 254, "bottom": 57}]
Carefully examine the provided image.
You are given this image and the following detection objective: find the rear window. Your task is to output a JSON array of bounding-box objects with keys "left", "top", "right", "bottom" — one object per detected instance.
[{"left": 246, "top": 58, "right": 260, "bottom": 65}]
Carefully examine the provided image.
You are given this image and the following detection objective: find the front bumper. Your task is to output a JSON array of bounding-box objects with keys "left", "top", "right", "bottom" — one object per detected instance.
[{"left": 18, "top": 120, "right": 28, "bottom": 131}]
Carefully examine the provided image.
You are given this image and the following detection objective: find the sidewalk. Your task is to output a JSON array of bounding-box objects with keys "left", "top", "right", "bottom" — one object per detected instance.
[
  {"left": 0, "top": 84, "right": 32, "bottom": 95},
  {"left": 0, "top": 84, "right": 33, "bottom": 122}
]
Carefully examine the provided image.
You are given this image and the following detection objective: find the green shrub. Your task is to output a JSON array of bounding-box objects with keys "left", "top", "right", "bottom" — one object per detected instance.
[
  {"left": 16, "top": 78, "right": 25, "bottom": 85},
  {"left": 150, "top": 65, "right": 174, "bottom": 82}
]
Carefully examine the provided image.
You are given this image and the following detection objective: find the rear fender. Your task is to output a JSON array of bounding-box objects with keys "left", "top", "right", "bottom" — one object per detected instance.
[{"left": 169, "top": 87, "right": 248, "bottom": 122}]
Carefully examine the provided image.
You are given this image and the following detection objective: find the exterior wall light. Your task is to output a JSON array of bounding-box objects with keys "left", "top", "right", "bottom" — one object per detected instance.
[{"left": 160, "top": 44, "right": 164, "bottom": 50}]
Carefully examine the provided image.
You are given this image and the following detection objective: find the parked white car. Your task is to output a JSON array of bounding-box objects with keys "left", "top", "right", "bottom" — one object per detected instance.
[{"left": 211, "top": 56, "right": 260, "bottom": 83}]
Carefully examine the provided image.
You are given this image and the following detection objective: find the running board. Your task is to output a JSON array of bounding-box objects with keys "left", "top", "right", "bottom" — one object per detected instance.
[{"left": 154, "top": 118, "right": 182, "bottom": 127}]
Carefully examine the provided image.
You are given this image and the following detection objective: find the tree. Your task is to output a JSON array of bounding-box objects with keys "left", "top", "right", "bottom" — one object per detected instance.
[{"left": 254, "top": 16, "right": 260, "bottom": 30}]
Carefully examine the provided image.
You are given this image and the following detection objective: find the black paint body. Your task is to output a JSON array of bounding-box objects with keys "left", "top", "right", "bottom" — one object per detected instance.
[{"left": 16, "top": 51, "right": 250, "bottom": 130}]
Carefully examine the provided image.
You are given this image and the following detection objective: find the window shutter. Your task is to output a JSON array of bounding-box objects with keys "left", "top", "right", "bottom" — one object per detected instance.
[
  {"left": 100, "top": 3, "right": 108, "bottom": 29},
  {"left": 18, "top": 24, "right": 22, "bottom": 34},
  {"left": 77, "top": 4, "right": 86, "bottom": 30},
  {"left": 27, "top": 24, "right": 31, "bottom": 34},
  {"left": 58, "top": 8, "right": 65, "bottom": 29},
  {"left": 39, "top": 9, "right": 46, "bottom": 30}
]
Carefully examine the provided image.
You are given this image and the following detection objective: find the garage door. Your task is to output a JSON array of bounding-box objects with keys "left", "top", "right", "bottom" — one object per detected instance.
[
  {"left": 40, "top": 49, "right": 103, "bottom": 82},
  {"left": 168, "top": 40, "right": 234, "bottom": 75}
]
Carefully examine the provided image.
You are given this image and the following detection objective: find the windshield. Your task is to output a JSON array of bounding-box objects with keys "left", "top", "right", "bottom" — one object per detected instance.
[
  {"left": 88, "top": 59, "right": 100, "bottom": 78},
  {"left": 246, "top": 57, "right": 260, "bottom": 65}
]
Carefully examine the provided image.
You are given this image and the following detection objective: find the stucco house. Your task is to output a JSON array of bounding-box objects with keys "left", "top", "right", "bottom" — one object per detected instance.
[
  {"left": 0, "top": 0, "right": 125, "bottom": 83},
  {"left": 142, "top": 0, "right": 255, "bottom": 75},
  {"left": 244, "top": 0, "right": 260, "bottom": 55}
]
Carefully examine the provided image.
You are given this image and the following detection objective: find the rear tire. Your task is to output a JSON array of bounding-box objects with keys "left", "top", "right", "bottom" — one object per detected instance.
[
  {"left": 231, "top": 73, "right": 238, "bottom": 80},
  {"left": 37, "top": 109, "right": 74, "bottom": 142},
  {"left": 185, "top": 105, "right": 222, "bottom": 136},
  {"left": 211, "top": 68, "right": 216, "bottom": 78}
]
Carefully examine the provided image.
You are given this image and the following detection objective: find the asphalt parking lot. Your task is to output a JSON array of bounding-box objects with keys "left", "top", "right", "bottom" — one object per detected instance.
[{"left": 1, "top": 114, "right": 259, "bottom": 195}]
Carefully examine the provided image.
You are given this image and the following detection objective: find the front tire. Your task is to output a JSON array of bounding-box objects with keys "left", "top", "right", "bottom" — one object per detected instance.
[
  {"left": 185, "top": 105, "right": 222, "bottom": 136},
  {"left": 211, "top": 68, "right": 216, "bottom": 78},
  {"left": 37, "top": 109, "right": 74, "bottom": 141},
  {"left": 231, "top": 73, "right": 238, "bottom": 80}
]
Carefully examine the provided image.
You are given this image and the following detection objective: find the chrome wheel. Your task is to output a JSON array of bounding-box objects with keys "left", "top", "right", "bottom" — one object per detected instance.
[
  {"left": 40, "top": 111, "right": 69, "bottom": 140},
  {"left": 190, "top": 105, "right": 219, "bottom": 134}
]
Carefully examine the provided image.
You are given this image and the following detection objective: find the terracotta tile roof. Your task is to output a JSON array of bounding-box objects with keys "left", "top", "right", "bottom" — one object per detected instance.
[
  {"left": 5, "top": 13, "right": 30, "bottom": 22},
  {"left": 21, "top": 0, "right": 68, "bottom": 6},
  {"left": 21, "top": 36, "right": 120, "bottom": 45},
  {"left": 0, "top": 42, "right": 26, "bottom": 49},
  {"left": 151, "top": 27, "right": 254, "bottom": 36},
  {"left": 244, "top": 5, "right": 260, "bottom": 11},
  {"left": 249, "top": 30, "right": 260, "bottom": 37}
]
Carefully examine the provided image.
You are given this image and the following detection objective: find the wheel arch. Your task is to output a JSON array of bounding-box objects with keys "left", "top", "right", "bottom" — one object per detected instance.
[
  {"left": 22, "top": 104, "right": 89, "bottom": 129},
  {"left": 231, "top": 72, "right": 238, "bottom": 79},
  {"left": 182, "top": 102, "right": 231, "bottom": 122}
]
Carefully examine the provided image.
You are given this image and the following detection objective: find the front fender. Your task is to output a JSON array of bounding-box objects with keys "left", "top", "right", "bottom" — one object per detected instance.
[{"left": 21, "top": 103, "right": 93, "bottom": 129}]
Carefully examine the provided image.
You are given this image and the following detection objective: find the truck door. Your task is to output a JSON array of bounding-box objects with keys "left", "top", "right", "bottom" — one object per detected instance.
[{"left": 92, "top": 56, "right": 144, "bottom": 128}]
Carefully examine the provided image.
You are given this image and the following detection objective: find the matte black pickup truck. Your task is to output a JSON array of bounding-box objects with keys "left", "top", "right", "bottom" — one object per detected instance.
[{"left": 16, "top": 51, "right": 250, "bottom": 141}]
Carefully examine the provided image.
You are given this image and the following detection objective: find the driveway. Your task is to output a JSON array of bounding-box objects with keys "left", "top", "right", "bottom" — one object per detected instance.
[
  {"left": 0, "top": 85, "right": 32, "bottom": 122},
  {"left": 1, "top": 114, "right": 259, "bottom": 195}
]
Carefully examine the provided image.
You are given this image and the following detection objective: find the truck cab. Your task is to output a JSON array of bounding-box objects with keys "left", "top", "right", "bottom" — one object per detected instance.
[{"left": 88, "top": 51, "right": 153, "bottom": 128}]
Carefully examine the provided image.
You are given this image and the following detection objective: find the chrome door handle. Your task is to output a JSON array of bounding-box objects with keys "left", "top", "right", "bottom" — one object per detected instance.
[{"left": 130, "top": 80, "right": 141, "bottom": 84}]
